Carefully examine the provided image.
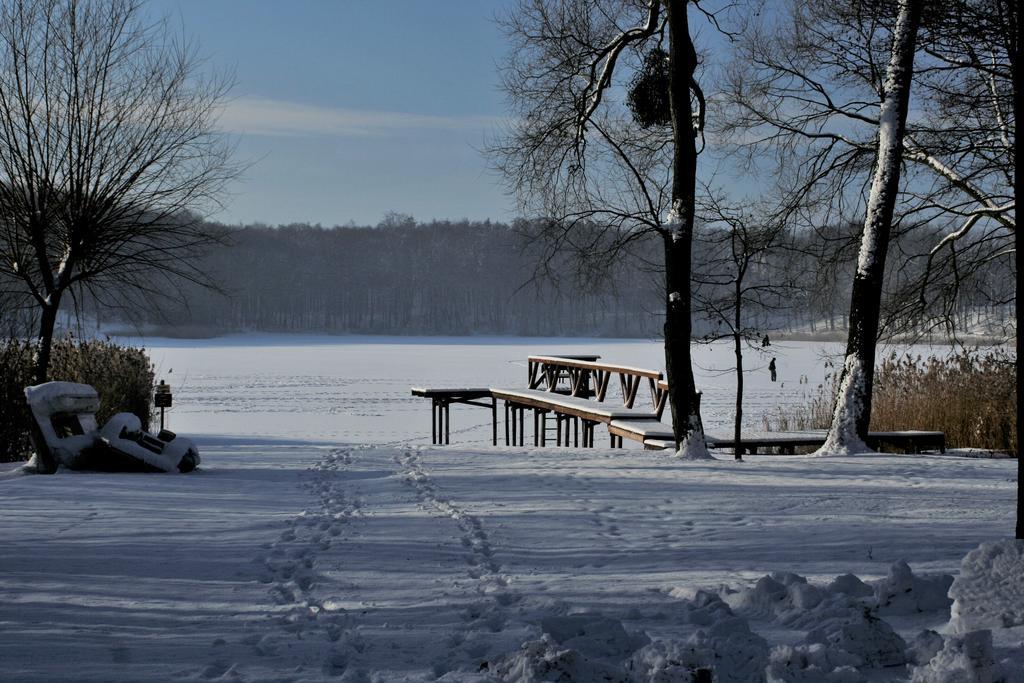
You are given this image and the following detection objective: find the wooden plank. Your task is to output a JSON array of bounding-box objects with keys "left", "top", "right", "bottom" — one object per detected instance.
[
  {"left": 411, "top": 387, "right": 491, "bottom": 398},
  {"left": 609, "top": 418, "right": 674, "bottom": 442},
  {"left": 491, "top": 388, "right": 658, "bottom": 424}
]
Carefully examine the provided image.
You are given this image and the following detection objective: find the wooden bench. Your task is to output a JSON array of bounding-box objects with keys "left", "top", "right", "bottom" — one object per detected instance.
[
  {"left": 643, "top": 430, "right": 946, "bottom": 454},
  {"left": 704, "top": 431, "right": 831, "bottom": 455},
  {"left": 865, "top": 430, "right": 946, "bottom": 454}
]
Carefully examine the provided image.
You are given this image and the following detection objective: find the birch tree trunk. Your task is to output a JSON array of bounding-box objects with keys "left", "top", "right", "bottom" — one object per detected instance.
[
  {"left": 818, "top": 0, "right": 923, "bottom": 455},
  {"left": 664, "top": 0, "right": 710, "bottom": 458}
]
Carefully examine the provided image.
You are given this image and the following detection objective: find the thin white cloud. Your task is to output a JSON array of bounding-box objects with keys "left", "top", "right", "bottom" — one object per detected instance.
[{"left": 218, "top": 96, "right": 504, "bottom": 138}]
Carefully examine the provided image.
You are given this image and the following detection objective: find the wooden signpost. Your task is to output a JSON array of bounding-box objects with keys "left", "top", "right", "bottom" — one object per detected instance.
[{"left": 155, "top": 380, "right": 172, "bottom": 431}]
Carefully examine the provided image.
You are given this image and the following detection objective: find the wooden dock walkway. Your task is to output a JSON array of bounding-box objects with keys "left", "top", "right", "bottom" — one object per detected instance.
[{"left": 411, "top": 355, "right": 945, "bottom": 455}]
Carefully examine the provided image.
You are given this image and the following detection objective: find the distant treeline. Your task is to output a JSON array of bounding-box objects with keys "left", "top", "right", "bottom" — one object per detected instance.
[
  {"left": 89, "top": 218, "right": 1012, "bottom": 340},
  {"left": 115, "top": 219, "right": 663, "bottom": 337}
]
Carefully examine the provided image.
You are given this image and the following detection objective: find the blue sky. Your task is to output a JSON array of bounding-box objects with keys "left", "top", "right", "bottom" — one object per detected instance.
[{"left": 150, "top": 1, "right": 516, "bottom": 227}]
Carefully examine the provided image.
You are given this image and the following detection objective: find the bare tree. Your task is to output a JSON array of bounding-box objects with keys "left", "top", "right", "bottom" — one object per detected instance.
[
  {"left": 694, "top": 191, "right": 796, "bottom": 459},
  {"left": 0, "top": 0, "right": 237, "bottom": 383},
  {"left": 882, "top": 0, "right": 1015, "bottom": 340},
  {"left": 494, "top": 0, "right": 736, "bottom": 456},
  {"left": 720, "top": 0, "right": 1015, "bottom": 452}
]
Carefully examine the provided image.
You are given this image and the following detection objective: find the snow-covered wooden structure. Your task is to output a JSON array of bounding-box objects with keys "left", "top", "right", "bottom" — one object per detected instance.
[{"left": 411, "top": 355, "right": 945, "bottom": 455}]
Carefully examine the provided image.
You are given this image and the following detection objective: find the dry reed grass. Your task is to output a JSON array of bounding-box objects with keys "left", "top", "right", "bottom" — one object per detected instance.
[{"left": 764, "top": 349, "right": 1017, "bottom": 454}]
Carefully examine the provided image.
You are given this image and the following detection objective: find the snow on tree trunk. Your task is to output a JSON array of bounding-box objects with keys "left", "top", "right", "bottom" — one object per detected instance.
[
  {"left": 817, "top": 0, "right": 922, "bottom": 456},
  {"left": 664, "top": 0, "right": 710, "bottom": 460}
]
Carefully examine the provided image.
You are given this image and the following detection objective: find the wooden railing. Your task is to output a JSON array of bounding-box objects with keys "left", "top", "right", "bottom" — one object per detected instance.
[{"left": 527, "top": 355, "right": 668, "bottom": 419}]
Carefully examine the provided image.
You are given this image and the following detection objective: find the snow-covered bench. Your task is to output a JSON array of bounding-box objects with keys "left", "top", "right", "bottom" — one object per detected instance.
[{"left": 641, "top": 430, "right": 946, "bottom": 454}]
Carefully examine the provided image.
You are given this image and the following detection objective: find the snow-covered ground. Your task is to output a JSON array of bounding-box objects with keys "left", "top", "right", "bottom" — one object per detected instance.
[{"left": 0, "top": 335, "right": 1019, "bottom": 681}]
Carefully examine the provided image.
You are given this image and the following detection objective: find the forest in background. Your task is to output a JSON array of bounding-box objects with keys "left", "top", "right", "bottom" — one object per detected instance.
[{"left": 81, "top": 216, "right": 1013, "bottom": 341}]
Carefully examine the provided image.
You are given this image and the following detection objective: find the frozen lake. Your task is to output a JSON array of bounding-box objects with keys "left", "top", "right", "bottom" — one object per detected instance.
[{"left": 135, "top": 334, "right": 852, "bottom": 445}]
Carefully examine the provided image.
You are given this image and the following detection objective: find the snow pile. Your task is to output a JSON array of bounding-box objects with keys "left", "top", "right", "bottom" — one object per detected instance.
[
  {"left": 804, "top": 607, "right": 907, "bottom": 668},
  {"left": 828, "top": 573, "right": 874, "bottom": 598},
  {"left": 719, "top": 569, "right": 912, "bottom": 668},
  {"left": 494, "top": 609, "right": 770, "bottom": 683},
  {"left": 724, "top": 571, "right": 868, "bottom": 629},
  {"left": 538, "top": 614, "right": 650, "bottom": 659},
  {"left": 493, "top": 554, "right": 1022, "bottom": 683},
  {"left": 628, "top": 639, "right": 713, "bottom": 683},
  {"left": 630, "top": 617, "right": 769, "bottom": 683},
  {"left": 490, "top": 614, "right": 649, "bottom": 682},
  {"left": 723, "top": 572, "right": 828, "bottom": 621},
  {"left": 489, "top": 635, "right": 631, "bottom": 682},
  {"left": 764, "top": 643, "right": 862, "bottom": 683},
  {"left": 905, "top": 630, "right": 944, "bottom": 666},
  {"left": 674, "top": 425, "right": 713, "bottom": 461},
  {"left": 948, "top": 539, "right": 1024, "bottom": 633},
  {"left": 674, "top": 589, "right": 735, "bottom": 625},
  {"left": 910, "top": 630, "right": 1005, "bottom": 683},
  {"left": 874, "top": 559, "right": 953, "bottom": 616}
]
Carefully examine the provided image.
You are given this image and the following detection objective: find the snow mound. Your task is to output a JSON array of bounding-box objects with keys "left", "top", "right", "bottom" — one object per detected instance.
[
  {"left": 949, "top": 539, "right": 1024, "bottom": 633},
  {"left": 906, "top": 630, "right": 945, "bottom": 666},
  {"left": 724, "top": 571, "right": 867, "bottom": 628},
  {"left": 631, "top": 617, "right": 769, "bottom": 683},
  {"left": 910, "top": 630, "right": 1005, "bottom": 683},
  {"left": 674, "top": 430, "right": 714, "bottom": 461},
  {"left": 538, "top": 614, "right": 649, "bottom": 659},
  {"left": 677, "top": 589, "right": 735, "bottom": 626},
  {"left": 628, "top": 640, "right": 713, "bottom": 683},
  {"left": 874, "top": 559, "right": 953, "bottom": 616},
  {"left": 490, "top": 636, "right": 630, "bottom": 682},
  {"left": 764, "top": 643, "right": 863, "bottom": 683},
  {"left": 828, "top": 573, "right": 874, "bottom": 598},
  {"left": 724, "top": 572, "right": 807, "bottom": 620},
  {"left": 804, "top": 607, "right": 907, "bottom": 668}
]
